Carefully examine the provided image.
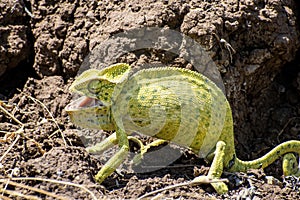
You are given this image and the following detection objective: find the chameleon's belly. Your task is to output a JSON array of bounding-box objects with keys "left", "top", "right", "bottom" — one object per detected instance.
[{"left": 112, "top": 69, "right": 229, "bottom": 158}]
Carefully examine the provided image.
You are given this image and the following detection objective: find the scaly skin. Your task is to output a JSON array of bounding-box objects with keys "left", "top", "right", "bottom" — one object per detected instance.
[{"left": 65, "top": 63, "right": 300, "bottom": 194}]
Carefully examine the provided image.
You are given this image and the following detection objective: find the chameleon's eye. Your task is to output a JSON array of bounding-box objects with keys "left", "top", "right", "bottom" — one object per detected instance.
[{"left": 88, "top": 79, "right": 101, "bottom": 94}]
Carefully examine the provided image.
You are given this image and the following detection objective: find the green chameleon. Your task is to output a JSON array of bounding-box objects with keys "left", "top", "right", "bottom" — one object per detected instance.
[{"left": 65, "top": 63, "right": 300, "bottom": 194}]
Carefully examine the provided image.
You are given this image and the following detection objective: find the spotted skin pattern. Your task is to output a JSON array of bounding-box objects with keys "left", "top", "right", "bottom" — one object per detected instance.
[{"left": 66, "top": 63, "right": 300, "bottom": 194}]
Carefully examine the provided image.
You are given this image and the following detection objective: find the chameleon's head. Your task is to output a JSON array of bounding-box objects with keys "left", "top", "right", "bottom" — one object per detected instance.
[
  {"left": 69, "top": 63, "right": 131, "bottom": 105},
  {"left": 65, "top": 63, "right": 131, "bottom": 130}
]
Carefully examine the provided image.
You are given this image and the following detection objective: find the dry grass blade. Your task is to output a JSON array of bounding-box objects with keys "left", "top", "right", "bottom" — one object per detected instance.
[
  {"left": 17, "top": 90, "right": 68, "bottom": 146},
  {"left": 0, "top": 188, "right": 42, "bottom": 200},
  {"left": 3, "top": 177, "right": 98, "bottom": 200},
  {"left": 0, "top": 101, "right": 45, "bottom": 162},
  {"left": 0, "top": 194, "right": 13, "bottom": 200},
  {"left": 0, "top": 102, "right": 22, "bottom": 125},
  {"left": 138, "top": 178, "right": 228, "bottom": 199},
  {"left": 0, "top": 179, "right": 68, "bottom": 200},
  {"left": 0, "top": 134, "right": 20, "bottom": 163}
]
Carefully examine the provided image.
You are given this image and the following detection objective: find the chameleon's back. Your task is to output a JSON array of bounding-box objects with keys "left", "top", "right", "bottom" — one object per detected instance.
[{"left": 112, "top": 67, "right": 235, "bottom": 159}]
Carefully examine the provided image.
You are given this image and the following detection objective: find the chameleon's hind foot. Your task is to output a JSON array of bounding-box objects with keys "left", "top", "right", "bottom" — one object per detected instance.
[
  {"left": 211, "top": 181, "right": 228, "bottom": 194},
  {"left": 203, "top": 141, "right": 229, "bottom": 194},
  {"left": 283, "top": 153, "right": 300, "bottom": 176}
]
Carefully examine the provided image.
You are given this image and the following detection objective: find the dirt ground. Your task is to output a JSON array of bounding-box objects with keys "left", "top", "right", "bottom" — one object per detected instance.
[{"left": 1, "top": 0, "right": 300, "bottom": 199}]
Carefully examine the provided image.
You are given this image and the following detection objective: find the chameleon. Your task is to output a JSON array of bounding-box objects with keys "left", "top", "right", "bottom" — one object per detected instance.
[{"left": 65, "top": 63, "right": 300, "bottom": 194}]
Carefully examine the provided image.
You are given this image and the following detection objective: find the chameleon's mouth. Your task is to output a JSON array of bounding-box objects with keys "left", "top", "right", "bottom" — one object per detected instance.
[{"left": 65, "top": 96, "right": 104, "bottom": 111}]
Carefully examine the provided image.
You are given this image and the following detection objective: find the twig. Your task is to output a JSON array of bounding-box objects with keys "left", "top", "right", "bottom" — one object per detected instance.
[
  {"left": 0, "top": 179, "right": 68, "bottom": 200},
  {"left": 212, "top": 33, "right": 236, "bottom": 64},
  {"left": 48, "top": 129, "right": 60, "bottom": 138},
  {"left": 11, "top": 0, "right": 35, "bottom": 18},
  {"left": 0, "top": 194, "right": 13, "bottom": 200},
  {"left": 138, "top": 177, "right": 228, "bottom": 199},
  {"left": 2, "top": 177, "right": 98, "bottom": 200},
  {"left": 1, "top": 168, "right": 15, "bottom": 196},
  {"left": 0, "top": 188, "right": 41, "bottom": 200},
  {"left": 0, "top": 133, "right": 20, "bottom": 163},
  {"left": 0, "top": 102, "right": 22, "bottom": 125}
]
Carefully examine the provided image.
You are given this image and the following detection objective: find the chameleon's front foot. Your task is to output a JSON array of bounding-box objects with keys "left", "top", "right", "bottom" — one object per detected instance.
[
  {"left": 95, "top": 165, "right": 114, "bottom": 183},
  {"left": 91, "top": 129, "right": 131, "bottom": 184},
  {"left": 94, "top": 145, "right": 129, "bottom": 183}
]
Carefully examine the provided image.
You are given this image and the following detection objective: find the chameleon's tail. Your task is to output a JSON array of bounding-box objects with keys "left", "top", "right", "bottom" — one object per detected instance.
[{"left": 229, "top": 140, "right": 300, "bottom": 175}]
